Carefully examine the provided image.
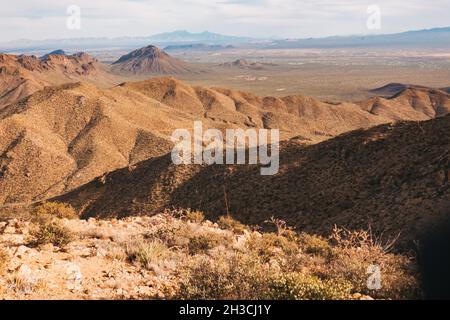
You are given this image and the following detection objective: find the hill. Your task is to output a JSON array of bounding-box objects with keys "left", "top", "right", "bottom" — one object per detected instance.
[
  {"left": 56, "top": 113, "right": 450, "bottom": 250},
  {"left": 0, "top": 77, "right": 449, "bottom": 216},
  {"left": 0, "top": 52, "right": 115, "bottom": 109},
  {"left": 219, "top": 59, "right": 276, "bottom": 70},
  {"left": 111, "top": 46, "right": 193, "bottom": 75},
  {"left": 164, "top": 44, "right": 234, "bottom": 52}
]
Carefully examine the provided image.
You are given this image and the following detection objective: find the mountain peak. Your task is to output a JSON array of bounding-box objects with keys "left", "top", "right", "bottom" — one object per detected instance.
[{"left": 112, "top": 45, "right": 193, "bottom": 75}]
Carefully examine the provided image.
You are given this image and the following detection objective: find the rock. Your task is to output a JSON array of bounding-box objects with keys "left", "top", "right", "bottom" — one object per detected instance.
[
  {"left": 134, "top": 286, "right": 152, "bottom": 297},
  {"left": 3, "top": 226, "right": 16, "bottom": 234},
  {"left": 16, "top": 264, "right": 38, "bottom": 292},
  {"left": 40, "top": 243, "right": 55, "bottom": 252},
  {"left": 65, "top": 263, "right": 83, "bottom": 291},
  {"left": 96, "top": 248, "right": 107, "bottom": 257},
  {"left": 68, "top": 246, "right": 92, "bottom": 257},
  {"left": 15, "top": 245, "right": 30, "bottom": 258},
  {"left": 2, "top": 234, "right": 25, "bottom": 245}
]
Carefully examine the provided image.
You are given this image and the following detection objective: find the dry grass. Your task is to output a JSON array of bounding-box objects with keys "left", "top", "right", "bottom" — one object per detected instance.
[{"left": 125, "top": 238, "right": 182, "bottom": 275}]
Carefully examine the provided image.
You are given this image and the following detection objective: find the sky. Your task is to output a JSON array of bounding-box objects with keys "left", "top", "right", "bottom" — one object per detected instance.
[{"left": 1, "top": 0, "right": 450, "bottom": 42}]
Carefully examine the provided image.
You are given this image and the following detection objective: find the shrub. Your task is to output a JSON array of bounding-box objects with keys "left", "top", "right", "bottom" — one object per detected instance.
[
  {"left": 175, "top": 253, "right": 353, "bottom": 300},
  {"left": 265, "top": 217, "right": 294, "bottom": 236},
  {"left": 297, "top": 233, "right": 332, "bottom": 258},
  {"left": 176, "top": 253, "right": 271, "bottom": 300},
  {"left": 188, "top": 234, "right": 224, "bottom": 255},
  {"left": 326, "top": 247, "right": 420, "bottom": 299},
  {"left": 146, "top": 223, "right": 187, "bottom": 248},
  {"left": 322, "top": 227, "right": 421, "bottom": 299},
  {"left": 29, "top": 219, "right": 75, "bottom": 248},
  {"left": 185, "top": 211, "right": 205, "bottom": 224},
  {"left": 126, "top": 239, "right": 179, "bottom": 275},
  {"left": 127, "top": 240, "right": 169, "bottom": 267},
  {"left": 264, "top": 273, "right": 352, "bottom": 300},
  {"left": 33, "top": 202, "right": 78, "bottom": 221},
  {"left": 246, "top": 233, "right": 299, "bottom": 263},
  {"left": 218, "top": 215, "right": 248, "bottom": 234}
]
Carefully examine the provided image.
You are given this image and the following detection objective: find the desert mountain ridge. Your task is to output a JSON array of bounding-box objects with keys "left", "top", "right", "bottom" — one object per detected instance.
[
  {"left": 0, "top": 51, "right": 116, "bottom": 109},
  {"left": 219, "top": 59, "right": 277, "bottom": 70},
  {"left": 0, "top": 76, "right": 449, "bottom": 210}
]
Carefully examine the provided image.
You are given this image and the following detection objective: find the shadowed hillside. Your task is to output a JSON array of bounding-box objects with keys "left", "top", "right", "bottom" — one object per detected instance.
[{"left": 57, "top": 115, "right": 450, "bottom": 250}]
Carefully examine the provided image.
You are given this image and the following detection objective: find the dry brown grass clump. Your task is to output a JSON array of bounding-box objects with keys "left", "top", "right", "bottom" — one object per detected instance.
[{"left": 126, "top": 239, "right": 177, "bottom": 273}]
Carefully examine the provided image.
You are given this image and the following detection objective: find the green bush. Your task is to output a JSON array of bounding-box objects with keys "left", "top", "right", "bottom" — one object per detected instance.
[{"left": 264, "top": 273, "right": 352, "bottom": 300}]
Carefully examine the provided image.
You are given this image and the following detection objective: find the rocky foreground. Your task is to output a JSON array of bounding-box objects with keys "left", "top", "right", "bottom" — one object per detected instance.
[{"left": 0, "top": 204, "right": 420, "bottom": 300}]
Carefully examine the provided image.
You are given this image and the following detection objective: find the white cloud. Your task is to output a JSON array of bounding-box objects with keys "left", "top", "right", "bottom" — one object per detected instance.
[{"left": 0, "top": 0, "right": 449, "bottom": 41}]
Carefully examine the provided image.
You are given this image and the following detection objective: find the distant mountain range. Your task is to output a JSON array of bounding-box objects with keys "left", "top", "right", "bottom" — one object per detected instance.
[
  {"left": 270, "top": 27, "right": 450, "bottom": 49},
  {"left": 1, "top": 27, "right": 450, "bottom": 53},
  {"left": 0, "top": 31, "right": 255, "bottom": 53},
  {"left": 147, "top": 30, "right": 252, "bottom": 43}
]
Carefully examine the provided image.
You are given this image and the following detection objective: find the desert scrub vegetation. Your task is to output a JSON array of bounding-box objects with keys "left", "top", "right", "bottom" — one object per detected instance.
[
  {"left": 322, "top": 226, "right": 419, "bottom": 299},
  {"left": 32, "top": 202, "right": 78, "bottom": 220},
  {"left": 28, "top": 219, "right": 75, "bottom": 248},
  {"left": 217, "top": 215, "right": 249, "bottom": 234},
  {"left": 27, "top": 202, "right": 77, "bottom": 248},
  {"left": 126, "top": 239, "right": 179, "bottom": 274},
  {"left": 125, "top": 212, "right": 420, "bottom": 300}
]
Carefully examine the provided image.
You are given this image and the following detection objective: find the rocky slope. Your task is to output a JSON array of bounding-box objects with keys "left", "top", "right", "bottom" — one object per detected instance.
[
  {"left": 57, "top": 114, "right": 450, "bottom": 250},
  {"left": 0, "top": 52, "right": 116, "bottom": 109},
  {"left": 1, "top": 77, "right": 448, "bottom": 206},
  {"left": 0, "top": 210, "right": 417, "bottom": 300}
]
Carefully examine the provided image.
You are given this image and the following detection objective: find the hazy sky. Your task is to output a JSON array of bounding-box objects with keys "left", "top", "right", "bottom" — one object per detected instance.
[{"left": 1, "top": 0, "right": 450, "bottom": 42}]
